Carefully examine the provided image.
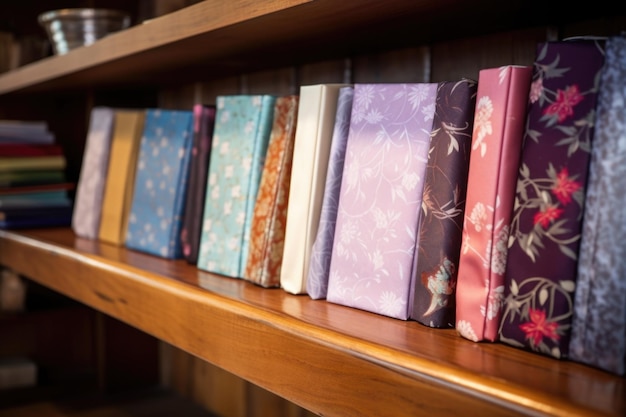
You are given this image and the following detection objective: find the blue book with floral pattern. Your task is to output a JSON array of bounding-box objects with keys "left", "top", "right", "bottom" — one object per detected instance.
[
  {"left": 197, "top": 95, "right": 276, "bottom": 278},
  {"left": 125, "top": 109, "right": 194, "bottom": 259}
]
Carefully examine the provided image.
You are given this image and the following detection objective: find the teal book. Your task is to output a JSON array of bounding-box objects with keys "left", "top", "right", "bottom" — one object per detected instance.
[
  {"left": 0, "top": 189, "right": 72, "bottom": 229},
  {"left": 125, "top": 109, "right": 194, "bottom": 259},
  {"left": 197, "top": 95, "right": 276, "bottom": 278},
  {"left": 0, "top": 190, "right": 72, "bottom": 209}
]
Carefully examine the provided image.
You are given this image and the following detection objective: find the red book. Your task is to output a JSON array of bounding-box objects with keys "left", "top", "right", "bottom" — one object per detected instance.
[
  {"left": 0, "top": 144, "right": 64, "bottom": 157},
  {"left": 0, "top": 182, "right": 75, "bottom": 195}
]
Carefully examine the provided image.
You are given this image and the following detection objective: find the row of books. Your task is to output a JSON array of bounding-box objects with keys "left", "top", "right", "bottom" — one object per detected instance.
[
  {"left": 71, "top": 36, "right": 625, "bottom": 376},
  {"left": 0, "top": 120, "right": 73, "bottom": 229}
]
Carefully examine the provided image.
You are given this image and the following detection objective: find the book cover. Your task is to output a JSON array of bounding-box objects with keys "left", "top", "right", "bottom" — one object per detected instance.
[
  {"left": 306, "top": 86, "right": 354, "bottom": 300},
  {"left": 0, "top": 169, "right": 66, "bottom": 187},
  {"left": 197, "top": 95, "right": 276, "bottom": 278},
  {"left": 0, "top": 198, "right": 73, "bottom": 230},
  {"left": 455, "top": 65, "right": 532, "bottom": 342},
  {"left": 499, "top": 41, "right": 605, "bottom": 359},
  {"left": 0, "top": 119, "right": 48, "bottom": 134},
  {"left": 0, "top": 182, "right": 74, "bottom": 195},
  {"left": 180, "top": 104, "right": 216, "bottom": 264},
  {"left": 408, "top": 79, "right": 477, "bottom": 328},
  {"left": 99, "top": 109, "right": 146, "bottom": 246},
  {"left": 0, "top": 205, "right": 73, "bottom": 221},
  {"left": 72, "top": 107, "right": 115, "bottom": 239},
  {"left": 0, "top": 120, "right": 54, "bottom": 144},
  {"left": 0, "top": 155, "right": 66, "bottom": 172},
  {"left": 0, "top": 190, "right": 72, "bottom": 210},
  {"left": 326, "top": 83, "right": 437, "bottom": 320},
  {"left": 243, "top": 95, "right": 299, "bottom": 287},
  {"left": 126, "top": 109, "right": 194, "bottom": 259},
  {"left": 0, "top": 143, "right": 63, "bottom": 157},
  {"left": 0, "top": 212, "right": 72, "bottom": 229},
  {"left": 280, "top": 83, "right": 349, "bottom": 295},
  {"left": 570, "top": 35, "right": 626, "bottom": 375}
]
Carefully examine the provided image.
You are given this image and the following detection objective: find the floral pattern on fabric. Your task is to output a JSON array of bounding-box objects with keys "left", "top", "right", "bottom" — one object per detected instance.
[
  {"left": 499, "top": 40, "right": 605, "bottom": 359},
  {"left": 126, "top": 109, "right": 194, "bottom": 259},
  {"left": 499, "top": 276, "right": 575, "bottom": 357},
  {"left": 197, "top": 95, "right": 276, "bottom": 278},
  {"left": 244, "top": 96, "right": 298, "bottom": 287},
  {"left": 410, "top": 79, "right": 477, "bottom": 328},
  {"left": 326, "top": 83, "right": 437, "bottom": 320},
  {"left": 455, "top": 66, "right": 532, "bottom": 342},
  {"left": 306, "top": 87, "right": 354, "bottom": 299}
]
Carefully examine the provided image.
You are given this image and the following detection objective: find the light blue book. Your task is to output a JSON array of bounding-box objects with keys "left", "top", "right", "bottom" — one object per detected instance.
[
  {"left": 197, "top": 95, "right": 276, "bottom": 278},
  {"left": 125, "top": 109, "right": 194, "bottom": 259}
]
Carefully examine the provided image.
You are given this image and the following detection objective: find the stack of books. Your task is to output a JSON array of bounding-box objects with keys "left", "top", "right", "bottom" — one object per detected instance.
[{"left": 0, "top": 120, "right": 73, "bottom": 229}]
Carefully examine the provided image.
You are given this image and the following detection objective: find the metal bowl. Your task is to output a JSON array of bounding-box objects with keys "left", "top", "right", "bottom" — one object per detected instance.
[{"left": 38, "top": 8, "right": 131, "bottom": 55}]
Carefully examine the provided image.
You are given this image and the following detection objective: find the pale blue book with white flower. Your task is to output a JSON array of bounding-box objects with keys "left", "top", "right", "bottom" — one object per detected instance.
[
  {"left": 125, "top": 109, "right": 194, "bottom": 259},
  {"left": 197, "top": 95, "right": 276, "bottom": 278}
]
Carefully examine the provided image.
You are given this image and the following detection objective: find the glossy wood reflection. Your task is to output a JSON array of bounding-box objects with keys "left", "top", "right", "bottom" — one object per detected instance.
[{"left": 0, "top": 228, "right": 623, "bottom": 417}]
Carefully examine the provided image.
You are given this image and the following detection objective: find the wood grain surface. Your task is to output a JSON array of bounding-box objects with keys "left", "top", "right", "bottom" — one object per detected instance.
[{"left": 0, "top": 228, "right": 623, "bottom": 417}]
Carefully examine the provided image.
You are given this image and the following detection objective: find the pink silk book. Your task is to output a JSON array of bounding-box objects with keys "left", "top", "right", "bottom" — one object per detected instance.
[
  {"left": 455, "top": 66, "right": 532, "bottom": 341},
  {"left": 326, "top": 83, "right": 437, "bottom": 320}
]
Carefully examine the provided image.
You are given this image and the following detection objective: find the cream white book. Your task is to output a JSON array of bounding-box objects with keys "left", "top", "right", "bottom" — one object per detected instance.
[{"left": 280, "top": 83, "right": 349, "bottom": 295}]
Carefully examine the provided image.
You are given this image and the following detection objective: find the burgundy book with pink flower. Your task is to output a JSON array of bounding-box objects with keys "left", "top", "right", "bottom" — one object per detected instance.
[
  {"left": 498, "top": 39, "right": 605, "bottom": 359},
  {"left": 455, "top": 65, "right": 531, "bottom": 342}
]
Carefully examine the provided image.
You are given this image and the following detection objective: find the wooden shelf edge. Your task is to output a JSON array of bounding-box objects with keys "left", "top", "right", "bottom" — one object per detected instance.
[
  {"left": 0, "top": 0, "right": 622, "bottom": 96},
  {"left": 0, "top": 0, "right": 312, "bottom": 95},
  {"left": 0, "top": 229, "right": 622, "bottom": 417}
]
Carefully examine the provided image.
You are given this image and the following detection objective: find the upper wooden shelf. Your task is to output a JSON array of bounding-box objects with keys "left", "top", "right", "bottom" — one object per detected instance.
[
  {"left": 0, "top": 228, "right": 623, "bottom": 417},
  {"left": 0, "top": 0, "right": 620, "bottom": 96}
]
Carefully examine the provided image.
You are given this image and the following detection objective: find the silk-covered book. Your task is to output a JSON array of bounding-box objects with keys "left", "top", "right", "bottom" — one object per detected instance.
[
  {"left": 326, "top": 83, "right": 437, "bottom": 320},
  {"left": 455, "top": 65, "right": 532, "bottom": 342},
  {"left": 280, "top": 83, "right": 349, "bottom": 295},
  {"left": 0, "top": 120, "right": 55, "bottom": 144},
  {"left": 99, "top": 109, "right": 145, "bottom": 246},
  {"left": 409, "top": 79, "right": 477, "bottom": 328},
  {"left": 72, "top": 107, "right": 115, "bottom": 239},
  {"left": 180, "top": 104, "right": 216, "bottom": 265},
  {"left": 306, "top": 86, "right": 354, "bottom": 300},
  {"left": 0, "top": 117, "right": 73, "bottom": 231},
  {"left": 125, "top": 109, "right": 194, "bottom": 259},
  {"left": 499, "top": 40, "right": 605, "bottom": 359},
  {"left": 197, "top": 95, "right": 276, "bottom": 278},
  {"left": 243, "top": 95, "right": 299, "bottom": 287}
]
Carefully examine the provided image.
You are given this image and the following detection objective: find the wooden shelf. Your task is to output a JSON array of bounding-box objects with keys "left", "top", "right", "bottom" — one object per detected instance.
[
  {"left": 0, "top": 228, "right": 623, "bottom": 417},
  {"left": 0, "top": 0, "right": 619, "bottom": 95},
  {"left": 1, "top": 1, "right": 625, "bottom": 416}
]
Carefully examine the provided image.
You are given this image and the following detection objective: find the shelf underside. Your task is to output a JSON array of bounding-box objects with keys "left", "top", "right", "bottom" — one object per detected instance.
[{"left": 0, "top": 0, "right": 622, "bottom": 95}]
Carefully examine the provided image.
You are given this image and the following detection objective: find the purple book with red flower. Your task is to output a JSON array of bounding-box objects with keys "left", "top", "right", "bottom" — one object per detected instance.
[{"left": 498, "top": 39, "right": 606, "bottom": 359}]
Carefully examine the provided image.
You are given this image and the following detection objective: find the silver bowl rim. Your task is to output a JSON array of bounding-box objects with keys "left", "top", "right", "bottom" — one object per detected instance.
[{"left": 38, "top": 8, "right": 131, "bottom": 24}]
